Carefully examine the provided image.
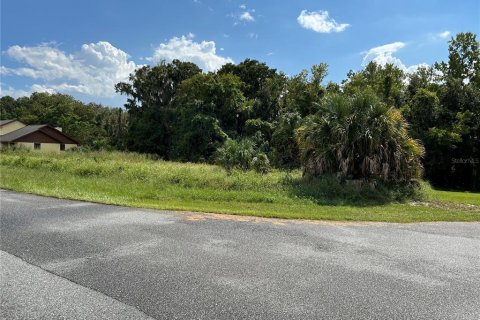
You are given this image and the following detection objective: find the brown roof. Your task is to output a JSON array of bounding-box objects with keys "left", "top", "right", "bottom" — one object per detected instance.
[
  {"left": 0, "top": 119, "right": 19, "bottom": 126},
  {"left": 0, "top": 125, "right": 79, "bottom": 144}
]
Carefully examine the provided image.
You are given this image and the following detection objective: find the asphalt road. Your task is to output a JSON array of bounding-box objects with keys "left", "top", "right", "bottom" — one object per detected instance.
[{"left": 1, "top": 190, "right": 479, "bottom": 319}]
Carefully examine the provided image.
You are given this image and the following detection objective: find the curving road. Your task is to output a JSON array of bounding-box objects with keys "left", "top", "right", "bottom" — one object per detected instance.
[{"left": 1, "top": 190, "right": 479, "bottom": 319}]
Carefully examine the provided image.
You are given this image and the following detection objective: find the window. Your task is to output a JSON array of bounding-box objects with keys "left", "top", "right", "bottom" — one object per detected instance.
[
  {"left": 34, "top": 143, "right": 41, "bottom": 150},
  {"left": 60, "top": 143, "right": 65, "bottom": 151}
]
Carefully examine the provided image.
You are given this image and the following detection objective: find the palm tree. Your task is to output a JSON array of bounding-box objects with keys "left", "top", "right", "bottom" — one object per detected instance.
[{"left": 296, "top": 93, "right": 424, "bottom": 183}]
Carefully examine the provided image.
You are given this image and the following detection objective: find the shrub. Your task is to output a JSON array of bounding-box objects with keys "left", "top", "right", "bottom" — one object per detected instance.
[
  {"left": 285, "top": 174, "right": 425, "bottom": 205},
  {"left": 215, "top": 138, "right": 271, "bottom": 173},
  {"left": 251, "top": 153, "right": 270, "bottom": 174}
]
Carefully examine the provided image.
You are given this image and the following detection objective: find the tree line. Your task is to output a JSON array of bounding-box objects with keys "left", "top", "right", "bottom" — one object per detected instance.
[
  {"left": 1, "top": 32, "right": 478, "bottom": 190},
  {"left": 0, "top": 93, "right": 128, "bottom": 150}
]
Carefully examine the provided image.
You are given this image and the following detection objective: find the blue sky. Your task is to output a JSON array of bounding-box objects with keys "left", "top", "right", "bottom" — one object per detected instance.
[{"left": 1, "top": 0, "right": 479, "bottom": 106}]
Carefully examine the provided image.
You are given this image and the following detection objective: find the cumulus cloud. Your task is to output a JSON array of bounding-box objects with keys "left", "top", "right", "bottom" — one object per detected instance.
[
  {"left": 297, "top": 10, "right": 349, "bottom": 33},
  {"left": 362, "top": 42, "right": 428, "bottom": 73},
  {"left": 362, "top": 42, "right": 406, "bottom": 66},
  {"left": 150, "top": 34, "right": 233, "bottom": 72},
  {"left": 239, "top": 11, "right": 255, "bottom": 21},
  {"left": 2, "top": 42, "right": 137, "bottom": 98},
  {"left": 405, "top": 63, "right": 429, "bottom": 74},
  {"left": 438, "top": 31, "right": 451, "bottom": 39},
  {"left": 1, "top": 35, "right": 234, "bottom": 99}
]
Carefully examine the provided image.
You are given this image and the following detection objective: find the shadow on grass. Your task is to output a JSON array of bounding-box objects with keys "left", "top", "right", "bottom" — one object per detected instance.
[{"left": 282, "top": 174, "right": 424, "bottom": 207}]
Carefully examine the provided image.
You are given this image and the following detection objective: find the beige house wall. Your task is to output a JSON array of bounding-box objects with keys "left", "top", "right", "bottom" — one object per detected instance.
[
  {"left": 0, "top": 121, "right": 26, "bottom": 135},
  {"left": 11, "top": 142, "right": 77, "bottom": 153}
]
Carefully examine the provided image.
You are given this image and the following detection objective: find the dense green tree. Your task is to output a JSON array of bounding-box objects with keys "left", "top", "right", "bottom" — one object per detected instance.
[
  {"left": 171, "top": 109, "right": 227, "bottom": 162},
  {"left": 218, "top": 59, "right": 286, "bottom": 123},
  {"left": 435, "top": 32, "right": 480, "bottom": 86},
  {"left": 343, "top": 62, "right": 406, "bottom": 108},
  {"left": 175, "top": 73, "right": 247, "bottom": 133},
  {"left": 218, "top": 59, "right": 278, "bottom": 99},
  {"left": 116, "top": 60, "right": 202, "bottom": 111},
  {"left": 271, "top": 112, "right": 302, "bottom": 168},
  {"left": 426, "top": 32, "right": 480, "bottom": 190},
  {"left": 405, "top": 66, "right": 438, "bottom": 100},
  {"left": 115, "top": 60, "right": 202, "bottom": 156},
  {"left": 244, "top": 118, "right": 274, "bottom": 141},
  {"left": 403, "top": 88, "right": 441, "bottom": 135},
  {"left": 281, "top": 64, "right": 328, "bottom": 117},
  {"left": 0, "top": 96, "right": 17, "bottom": 119},
  {"left": 171, "top": 73, "right": 246, "bottom": 161}
]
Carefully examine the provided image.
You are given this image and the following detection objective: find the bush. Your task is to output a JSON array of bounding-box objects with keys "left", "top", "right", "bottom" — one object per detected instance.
[
  {"left": 215, "top": 138, "right": 271, "bottom": 173},
  {"left": 285, "top": 174, "right": 425, "bottom": 205},
  {"left": 251, "top": 153, "right": 270, "bottom": 174}
]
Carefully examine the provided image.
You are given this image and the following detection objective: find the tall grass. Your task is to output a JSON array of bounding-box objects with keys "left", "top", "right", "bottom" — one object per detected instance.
[
  {"left": 1, "top": 150, "right": 478, "bottom": 222},
  {"left": 0, "top": 150, "right": 285, "bottom": 191}
]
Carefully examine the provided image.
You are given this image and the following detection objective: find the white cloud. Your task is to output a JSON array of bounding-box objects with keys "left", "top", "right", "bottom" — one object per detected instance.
[
  {"left": 0, "top": 83, "right": 31, "bottom": 98},
  {"left": 297, "top": 10, "right": 349, "bottom": 33},
  {"left": 230, "top": 5, "right": 255, "bottom": 24},
  {"left": 150, "top": 34, "right": 233, "bottom": 72},
  {"left": 239, "top": 11, "right": 255, "bottom": 21},
  {"left": 248, "top": 33, "right": 259, "bottom": 39},
  {"left": 405, "top": 63, "right": 429, "bottom": 74},
  {"left": 362, "top": 42, "right": 428, "bottom": 73},
  {"left": 362, "top": 42, "right": 406, "bottom": 66},
  {"left": 1, "top": 36, "right": 234, "bottom": 99},
  {"left": 2, "top": 42, "right": 137, "bottom": 98},
  {"left": 438, "top": 31, "right": 451, "bottom": 39}
]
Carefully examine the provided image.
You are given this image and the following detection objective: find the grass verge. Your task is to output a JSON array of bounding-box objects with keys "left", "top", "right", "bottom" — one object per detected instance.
[{"left": 0, "top": 150, "right": 478, "bottom": 222}]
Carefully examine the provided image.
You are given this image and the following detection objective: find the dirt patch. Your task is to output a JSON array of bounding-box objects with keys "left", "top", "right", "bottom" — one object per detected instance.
[
  {"left": 183, "top": 211, "right": 380, "bottom": 226},
  {"left": 409, "top": 201, "right": 480, "bottom": 212}
]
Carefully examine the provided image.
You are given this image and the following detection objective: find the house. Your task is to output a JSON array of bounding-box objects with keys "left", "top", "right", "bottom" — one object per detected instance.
[
  {"left": 0, "top": 119, "right": 26, "bottom": 136},
  {"left": 0, "top": 119, "right": 79, "bottom": 153}
]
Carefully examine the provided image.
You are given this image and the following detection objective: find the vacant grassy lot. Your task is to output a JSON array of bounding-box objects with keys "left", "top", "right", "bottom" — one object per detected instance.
[{"left": 0, "top": 151, "right": 478, "bottom": 222}]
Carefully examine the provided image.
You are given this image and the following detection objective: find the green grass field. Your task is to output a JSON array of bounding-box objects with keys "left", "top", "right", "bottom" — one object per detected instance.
[{"left": 0, "top": 150, "right": 478, "bottom": 222}]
